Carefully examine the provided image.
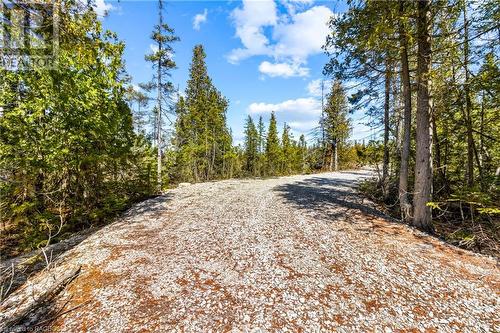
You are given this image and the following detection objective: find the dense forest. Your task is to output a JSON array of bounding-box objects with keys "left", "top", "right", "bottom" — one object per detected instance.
[
  {"left": 1, "top": 0, "right": 498, "bottom": 259},
  {"left": 323, "top": 0, "right": 499, "bottom": 254}
]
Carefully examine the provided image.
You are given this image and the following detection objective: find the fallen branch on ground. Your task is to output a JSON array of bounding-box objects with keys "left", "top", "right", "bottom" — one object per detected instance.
[{"left": 0, "top": 265, "right": 81, "bottom": 332}]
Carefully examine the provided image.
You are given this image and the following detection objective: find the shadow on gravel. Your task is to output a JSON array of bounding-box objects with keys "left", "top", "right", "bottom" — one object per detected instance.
[
  {"left": 121, "top": 194, "right": 173, "bottom": 219},
  {"left": 274, "top": 176, "right": 387, "bottom": 222}
]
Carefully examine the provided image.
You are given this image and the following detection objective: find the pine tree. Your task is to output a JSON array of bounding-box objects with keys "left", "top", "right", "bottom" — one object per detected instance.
[
  {"left": 175, "top": 44, "right": 231, "bottom": 182},
  {"left": 265, "top": 112, "right": 281, "bottom": 176},
  {"left": 126, "top": 86, "right": 150, "bottom": 135},
  {"left": 324, "top": 81, "right": 350, "bottom": 171},
  {"left": 257, "top": 116, "right": 266, "bottom": 154},
  {"left": 257, "top": 116, "right": 266, "bottom": 175},
  {"left": 397, "top": 0, "right": 413, "bottom": 221},
  {"left": 144, "top": 0, "right": 179, "bottom": 191},
  {"left": 413, "top": 0, "right": 433, "bottom": 232},
  {"left": 281, "top": 123, "right": 293, "bottom": 175},
  {"left": 320, "top": 0, "right": 499, "bottom": 248},
  {"left": 298, "top": 134, "right": 308, "bottom": 173},
  {"left": 244, "top": 116, "right": 259, "bottom": 176},
  {"left": 0, "top": 2, "right": 152, "bottom": 251}
]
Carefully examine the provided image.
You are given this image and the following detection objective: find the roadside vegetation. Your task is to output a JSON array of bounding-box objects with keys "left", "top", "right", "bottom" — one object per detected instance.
[
  {"left": 0, "top": 0, "right": 368, "bottom": 260},
  {"left": 1, "top": 0, "right": 498, "bottom": 261},
  {"left": 326, "top": 0, "right": 499, "bottom": 256}
]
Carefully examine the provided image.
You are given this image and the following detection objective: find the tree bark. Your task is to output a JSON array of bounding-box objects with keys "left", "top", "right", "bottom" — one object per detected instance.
[
  {"left": 413, "top": 0, "right": 433, "bottom": 232},
  {"left": 398, "top": 0, "right": 412, "bottom": 222},
  {"left": 329, "top": 143, "right": 334, "bottom": 172},
  {"left": 321, "top": 80, "right": 328, "bottom": 170},
  {"left": 432, "top": 114, "right": 446, "bottom": 192},
  {"left": 156, "top": 0, "right": 163, "bottom": 192},
  {"left": 334, "top": 140, "right": 338, "bottom": 171},
  {"left": 463, "top": 3, "right": 474, "bottom": 187},
  {"left": 382, "top": 59, "right": 391, "bottom": 197}
]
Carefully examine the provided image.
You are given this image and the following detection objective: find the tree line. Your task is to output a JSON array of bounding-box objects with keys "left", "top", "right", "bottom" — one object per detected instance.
[
  {"left": 0, "top": 0, "right": 366, "bottom": 256},
  {"left": 323, "top": 0, "right": 499, "bottom": 253},
  {"left": 148, "top": 44, "right": 367, "bottom": 181},
  {"left": 4, "top": 0, "right": 495, "bottom": 258}
]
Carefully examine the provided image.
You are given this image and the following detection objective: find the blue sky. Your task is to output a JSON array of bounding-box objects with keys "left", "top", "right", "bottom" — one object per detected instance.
[{"left": 98, "top": 0, "right": 374, "bottom": 145}]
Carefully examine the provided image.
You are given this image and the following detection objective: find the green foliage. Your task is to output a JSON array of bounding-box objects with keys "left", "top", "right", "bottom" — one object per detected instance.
[
  {"left": 0, "top": 2, "right": 155, "bottom": 256},
  {"left": 426, "top": 202, "right": 441, "bottom": 210},
  {"left": 173, "top": 45, "right": 234, "bottom": 182},
  {"left": 280, "top": 124, "right": 293, "bottom": 175},
  {"left": 243, "top": 116, "right": 259, "bottom": 176},
  {"left": 323, "top": 81, "right": 350, "bottom": 169},
  {"left": 324, "top": 0, "right": 499, "bottom": 254},
  {"left": 477, "top": 208, "right": 500, "bottom": 216},
  {"left": 239, "top": 114, "right": 318, "bottom": 178},
  {"left": 265, "top": 112, "right": 282, "bottom": 176}
]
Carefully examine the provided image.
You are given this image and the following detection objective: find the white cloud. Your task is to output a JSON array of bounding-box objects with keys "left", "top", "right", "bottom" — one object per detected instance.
[
  {"left": 228, "top": 1, "right": 333, "bottom": 78},
  {"left": 193, "top": 9, "right": 208, "bottom": 31},
  {"left": 149, "top": 44, "right": 158, "bottom": 53},
  {"left": 248, "top": 97, "right": 320, "bottom": 117},
  {"left": 306, "top": 79, "right": 321, "bottom": 96},
  {"left": 272, "top": 6, "right": 333, "bottom": 61},
  {"left": 93, "top": 0, "right": 113, "bottom": 18},
  {"left": 306, "top": 78, "right": 333, "bottom": 97},
  {"left": 227, "top": 0, "right": 278, "bottom": 64},
  {"left": 259, "top": 61, "right": 309, "bottom": 78},
  {"left": 288, "top": 120, "right": 319, "bottom": 131},
  {"left": 280, "top": 0, "right": 314, "bottom": 15}
]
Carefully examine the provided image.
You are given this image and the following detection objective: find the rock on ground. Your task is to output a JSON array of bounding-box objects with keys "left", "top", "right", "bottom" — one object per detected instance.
[{"left": 1, "top": 169, "right": 499, "bottom": 332}]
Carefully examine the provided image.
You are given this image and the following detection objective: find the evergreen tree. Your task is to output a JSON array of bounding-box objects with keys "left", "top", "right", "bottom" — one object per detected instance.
[
  {"left": 257, "top": 116, "right": 266, "bottom": 175},
  {"left": 298, "top": 134, "right": 308, "bottom": 173},
  {"left": 257, "top": 116, "right": 266, "bottom": 154},
  {"left": 322, "top": 0, "right": 500, "bottom": 245},
  {"left": 397, "top": 0, "right": 414, "bottom": 221},
  {"left": 413, "top": 0, "right": 433, "bottom": 231},
  {"left": 265, "top": 112, "right": 281, "bottom": 176},
  {"left": 323, "top": 81, "right": 350, "bottom": 171},
  {"left": 243, "top": 116, "right": 259, "bottom": 176},
  {"left": 281, "top": 123, "right": 293, "bottom": 175},
  {"left": 144, "top": 0, "right": 179, "bottom": 191},
  {"left": 0, "top": 1, "right": 153, "bottom": 251},
  {"left": 126, "top": 87, "right": 150, "bottom": 135},
  {"left": 174, "top": 44, "right": 231, "bottom": 182}
]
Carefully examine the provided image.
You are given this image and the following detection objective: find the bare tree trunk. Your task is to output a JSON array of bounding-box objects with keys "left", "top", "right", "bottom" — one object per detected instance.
[
  {"left": 329, "top": 142, "right": 334, "bottom": 171},
  {"left": 463, "top": 3, "right": 474, "bottom": 187},
  {"left": 382, "top": 59, "right": 391, "bottom": 197},
  {"left": 480, "top": 93, "right": 484, "bottom": 166},
  {"left": 211, "top": 141, "right": 216, "bottom": 178},
  {"left": 413, "top": 0, "right": 433, "bottom": 232},
  {"left": 156, "top": 0, "right": 163, "bottom": 192},
  {"left": 472, "top": 138, "right": 483, "bottom": 188},
  {"left": 398, "top": 0, "right": 412, "bottom": 222},
  {"left": 479, "top": 93, "right": 485, "bottom": 190},
  {"left": 334, "top": 140, "right": 338, "bottom": 171},
  {"left": 321, "top": 80, "right": 328, "bottom": 170},
  {"left": 443, "top": 114, "right": 449, "bottom": 188},
  {"left": 432, "top": 114, "right": 445, "bottom": 191},
  {"left": 394, "top": 76, "right": 403, "bottom": 164}
]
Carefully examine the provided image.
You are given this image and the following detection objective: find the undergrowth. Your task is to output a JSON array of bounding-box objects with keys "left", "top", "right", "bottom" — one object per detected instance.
[{"left": 358, "top": 178, "right": 500, "bottom": 258}]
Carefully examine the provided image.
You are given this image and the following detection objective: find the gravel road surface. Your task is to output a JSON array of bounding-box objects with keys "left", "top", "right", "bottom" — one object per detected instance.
[{"left": 1, "top": 169, "right": 499, "bottom": 332}]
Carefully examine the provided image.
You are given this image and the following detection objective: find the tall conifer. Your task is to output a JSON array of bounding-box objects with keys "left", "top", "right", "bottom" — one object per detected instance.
[{"left": 265, "top": 112, "right": 281, "bottom": 176}]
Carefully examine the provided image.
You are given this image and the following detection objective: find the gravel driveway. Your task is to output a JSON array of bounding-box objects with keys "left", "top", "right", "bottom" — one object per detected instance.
[{"left": 2, "top": 170, "right": 499, "bottom": 332}]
